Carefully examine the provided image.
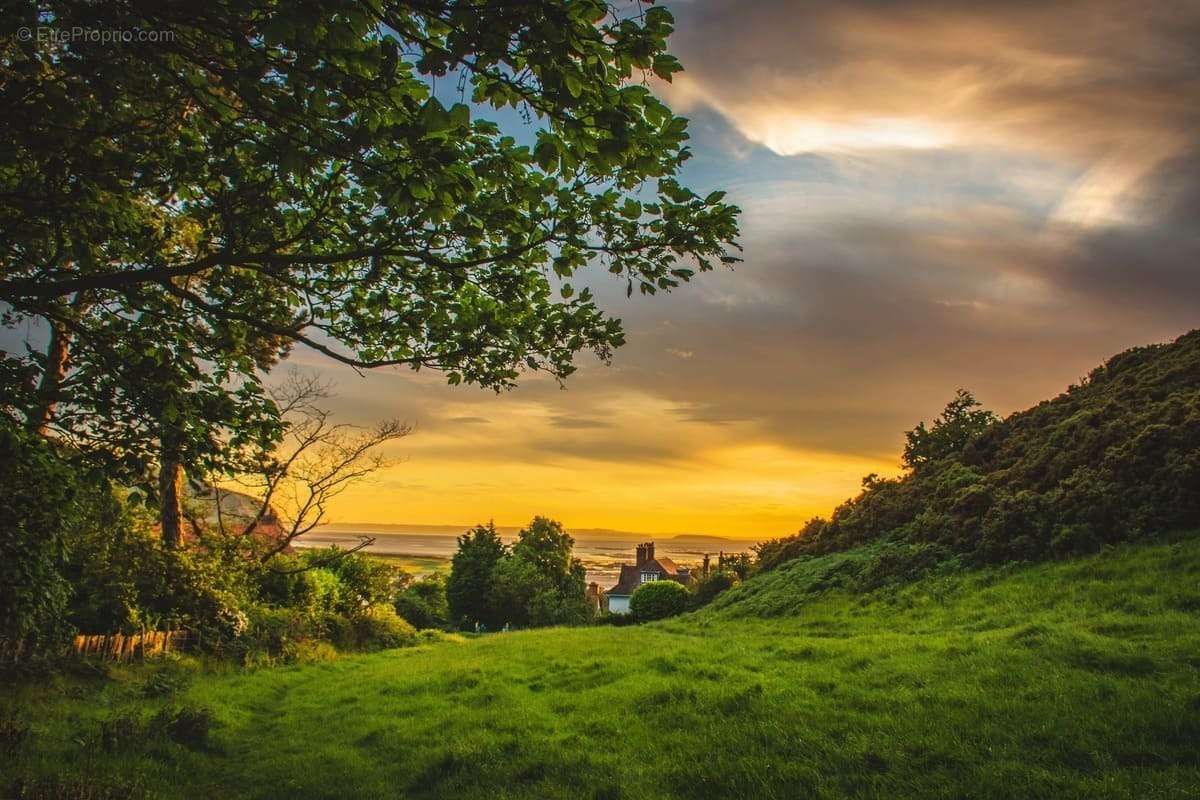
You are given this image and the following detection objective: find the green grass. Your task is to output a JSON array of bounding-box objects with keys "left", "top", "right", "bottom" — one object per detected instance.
[
  {"left": 4, "top": 538, "right": 1200, "bottom": 799},
  {"left": 367, "top": 552, "right": 449, "bottom": 574}
]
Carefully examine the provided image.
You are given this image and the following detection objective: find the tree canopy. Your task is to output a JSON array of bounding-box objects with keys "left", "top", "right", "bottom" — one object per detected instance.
[
  {"left": 902, "top": 389, "right": 999, "bottom": 472},
  {"left": 446, "top": 522, "right": 506, "bottom": 628},
  {"left": 1, "top": 0, "right": 740, "bottom": 388},
  {"left": 0, "top": 0, "right": 740, "bottom": 540}
]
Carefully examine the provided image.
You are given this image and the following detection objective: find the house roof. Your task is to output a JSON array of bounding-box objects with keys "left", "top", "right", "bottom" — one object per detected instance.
[
  {"left": 607, "top": 564, "right": 641, "bottom": 597},
  {"left": 647, "top": 556, "right": 680, "bottom": 575},
  {"left": 605, "top": 558, "right": 688, "bottom": 597}
]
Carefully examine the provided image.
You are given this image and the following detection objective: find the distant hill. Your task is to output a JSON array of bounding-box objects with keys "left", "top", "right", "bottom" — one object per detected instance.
[
  {"left": 758, "top": 329, "right": 1200, "bottom": 569},
  {"left": 314, "top": 521, "right": 753, "bottom": 546}
]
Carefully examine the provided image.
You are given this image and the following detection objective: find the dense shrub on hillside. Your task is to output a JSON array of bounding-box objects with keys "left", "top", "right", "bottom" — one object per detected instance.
[
  {"left": 690, "top": 570, "right": 740, "bottom": 608},
  {"left": 630, "top": 580, "right": 689, "bottom": 621},
  {"left": 757, "top": 330, "right": 1200, "bottom": 571}
]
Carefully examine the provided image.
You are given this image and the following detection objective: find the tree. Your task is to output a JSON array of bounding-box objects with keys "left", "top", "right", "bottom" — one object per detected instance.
[
  {"left": 2, "top": 0, "right": 740, "bottom": 392},
  {"left": 446, "top": 522, "right": 507, "bottom": 629},
  {"left": 1, "top": 0, "right": 740, "bottom": 545},
  {"left": 214, "top": 371, "right": 412, "bottom": 560},
  {"left": 690, "top": 570, "right": 738, "bottom": 608},
  {"left": 489, "top": 517, "right": 588, "bottom": 627},
  {"left": 902, "top": 390, "right": 999, "bottom": 472},
  {"left": 629, "top": 579, "right": 687, "bottom": 621}
]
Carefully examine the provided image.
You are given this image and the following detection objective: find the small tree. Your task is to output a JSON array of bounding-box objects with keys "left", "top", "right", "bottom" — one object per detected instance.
[
  {"left": 630, "top": 580, "right": 688, "bottom": 621},
  {"left": 446, "top": 522, "right": 507, "bottom": 629},
  {"left": 214, "top": 370, "right": 411, "bottom": 560},
  {"left": 902, "top": 390, "right": 999, "bottom": 472}
]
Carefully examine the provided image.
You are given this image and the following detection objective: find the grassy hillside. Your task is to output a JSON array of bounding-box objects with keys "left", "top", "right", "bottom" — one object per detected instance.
[{"left": 5, "top": 535, "right": 1199, "bottom": 799}]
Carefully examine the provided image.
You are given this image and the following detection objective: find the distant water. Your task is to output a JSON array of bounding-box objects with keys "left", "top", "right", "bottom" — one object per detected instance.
[{"left": 295, "top": 528, "right": 752, "bottom": 586}]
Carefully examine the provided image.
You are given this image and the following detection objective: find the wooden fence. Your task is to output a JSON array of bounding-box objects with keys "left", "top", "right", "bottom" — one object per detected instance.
[
  {"left": 0, "top": 631, "right": 189, "bottom": 664},
  {"left": 71, "top": 630, "right": 188, "bottom": 662}
]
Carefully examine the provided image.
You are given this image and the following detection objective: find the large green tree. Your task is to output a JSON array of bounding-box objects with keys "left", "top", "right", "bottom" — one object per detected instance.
[
  {"left": 1, "top": 0, "right": 739, "bottom": 382},
  {"left": 0, "top": 0, "right": 740, "bottom": 537},
  {"left": 445, "top": 521, "right": 506, "bottom": 629},
  {"left": 490, "top": 516, "right": 588, "bottom": 627}
]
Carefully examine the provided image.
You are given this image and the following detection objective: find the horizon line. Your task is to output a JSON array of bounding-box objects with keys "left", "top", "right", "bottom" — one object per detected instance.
[{"left": 313, "top": 520, "right": 768, "bottom": 542}]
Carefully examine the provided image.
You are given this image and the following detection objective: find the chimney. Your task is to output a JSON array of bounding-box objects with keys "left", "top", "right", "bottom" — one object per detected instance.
[
  {"left": 645, "top": 541, "right": 655, "bottom": 564},
  {"left": 636, "top": 543, "right": 647, "bottom": 566}
]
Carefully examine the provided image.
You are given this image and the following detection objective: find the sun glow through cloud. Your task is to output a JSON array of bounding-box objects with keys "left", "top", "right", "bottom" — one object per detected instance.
[{"left": 753, "top": 116, "right": 950, "bottom": 156}]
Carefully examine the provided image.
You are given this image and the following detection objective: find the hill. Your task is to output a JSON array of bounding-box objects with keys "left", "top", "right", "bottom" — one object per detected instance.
[
  {"left": 5, "top": 536, "right": 1199, "bottom": 798},
  {"left": 757, "top": 330, "right": 1200, "bottom": 570}
]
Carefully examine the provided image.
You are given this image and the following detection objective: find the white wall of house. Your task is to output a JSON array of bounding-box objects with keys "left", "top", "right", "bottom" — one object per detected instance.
[{"left": 607, "top": 595, "right": 631, "bottom": 614}]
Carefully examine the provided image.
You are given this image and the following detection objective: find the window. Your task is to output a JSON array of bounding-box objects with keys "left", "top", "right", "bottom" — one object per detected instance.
[{"left": 640, "top": 572, "right": 659, "bottom": 583}]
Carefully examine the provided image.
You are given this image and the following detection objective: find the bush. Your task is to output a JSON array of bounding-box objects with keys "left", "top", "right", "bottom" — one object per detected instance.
[
  {"left": 691, "top": 571, "right": 739, "bottom": 608},
  {"left": 394, "top": 572, "right": 449, "bottom": 630},
  {"left": 0, "top": 422, "right": 79, "bottom": 655},
  {"left": 630, "top": 580, "right": 689, "bottom": 621},
  {"left": 354, "top": 605, "right": 417, "bottom": 650}
]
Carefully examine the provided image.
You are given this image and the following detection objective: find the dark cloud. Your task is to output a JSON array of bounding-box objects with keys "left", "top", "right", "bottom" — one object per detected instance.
[{"left": 548, "top": 415, "right": 612, "bottom": 430}]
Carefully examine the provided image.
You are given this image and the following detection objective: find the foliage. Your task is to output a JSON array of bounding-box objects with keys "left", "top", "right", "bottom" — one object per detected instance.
[
  {"left": 489, "top": 518, "right": 589, "bottom": 628},
  {"left": 446, "top": 522, "right": 507, "bottom": 629},
  {"left": 0, "top": 421, "right": 78, "bottom": 655},
  {"left": 902, "top": 389, "right": 999, "bottom": 472},
  {"left": 757, "top": 331, "right": 1200, "bottom": 571},
  {"left": 690, "top": 570, "right": 739, "bottom": 608},
  {"left": 0, "top": 0, "right": 741, "bottom": 504},
  {"left": 394, "top": 572, "right": 450, "bottom": 631},
  {"left": 10, "top": 538, "right": 1199, "bottom": 797},
  {"left": 447, "top": 517, "right": 588, "bottom": 629},
  {"left": 353, "top": 605, "right": 418, "bottom": 651},
  {"left": 629, "top": 579, "right": 688, "bottom": 621}
]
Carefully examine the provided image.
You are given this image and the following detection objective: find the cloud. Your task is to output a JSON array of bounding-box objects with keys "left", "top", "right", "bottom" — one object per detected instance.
[{"left": 663, "top": 0, "right": 1200, "bottom": 223}]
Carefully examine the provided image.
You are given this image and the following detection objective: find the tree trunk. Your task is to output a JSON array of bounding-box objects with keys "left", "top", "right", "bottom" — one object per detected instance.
[
  {"left": 159, "top": 426, "right": 185, "bottom": 549},
  {"left": 27, "top": 318, "right": 71, "bottom": 435}
]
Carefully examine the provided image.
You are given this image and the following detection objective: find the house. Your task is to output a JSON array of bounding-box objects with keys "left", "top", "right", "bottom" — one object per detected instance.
[{"left": 604, "top": 542, "right": 690, "bottom": 614}]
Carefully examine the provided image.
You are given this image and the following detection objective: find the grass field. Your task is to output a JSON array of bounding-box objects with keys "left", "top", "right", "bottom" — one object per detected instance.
[
  {"left": 4, "top": 537, "right": 1199, "bottom": 799},
  {"left": 366, "top": 552, "right": 449, "bottom": 575}
]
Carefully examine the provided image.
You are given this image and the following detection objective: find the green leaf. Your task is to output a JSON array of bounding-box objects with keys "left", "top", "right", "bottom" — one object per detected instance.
[
  {"left": 534, "top": 140, "right": 558, "bottom": 172},
  {"left": 449, "top": 103, "right": 471, "bottom": 129},
  {"left": 420, "top": 97, "right": 453, "bottom": 133}
]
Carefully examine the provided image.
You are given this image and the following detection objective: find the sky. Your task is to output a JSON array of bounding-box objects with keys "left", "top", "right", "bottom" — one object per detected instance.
[
  {"left": 283, "top": 0, "right": 1200, "bottom": 539},
  {"left": 9, "top": 1, "right": 1196, "bottom": 540}
]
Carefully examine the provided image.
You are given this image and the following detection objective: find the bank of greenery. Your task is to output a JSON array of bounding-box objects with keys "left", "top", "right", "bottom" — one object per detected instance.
[
  {"left": 756, "top": 329, "right": 1200, "bottom": 571},
  {"left": 3, "top": 535, "right": 1198, "bottom": 798}
]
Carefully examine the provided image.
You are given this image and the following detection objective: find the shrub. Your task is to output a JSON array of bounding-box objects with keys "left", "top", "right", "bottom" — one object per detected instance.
[
  {"left": 0, "top": 421, "right": 78, "bottom": 656},
  {"left": 354, "top": 605, "right": 417, "bottom": 650},
  {"left": 394, "top": 572, "right": 449, "bottom": 630},
  {"left": 630, "top": 580, "right": 689, "bottom": 621},
  {"left": 309, "top": 549, "right": 399, "bottom": 615},
  {"left": 293, "top": 568, "right": 343, "bottom": 618},
  {"left": 691, "top": 571, "right": 739, "bottom": 608}
]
